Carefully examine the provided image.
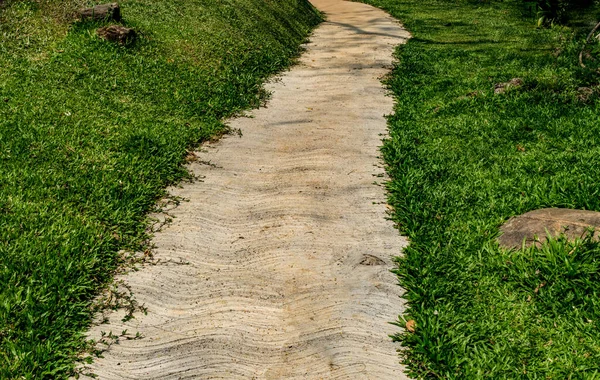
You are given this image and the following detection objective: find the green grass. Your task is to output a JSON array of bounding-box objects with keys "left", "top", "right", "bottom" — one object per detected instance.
[
  {"left": 0, "top": 0, "right": 320, "bottom": 378},
  {"left": 357, "top": 0, "right": 600, "bottom": 378}
]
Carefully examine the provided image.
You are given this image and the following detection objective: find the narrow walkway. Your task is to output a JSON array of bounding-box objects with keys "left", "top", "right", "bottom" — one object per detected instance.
[{"left": 86, "top": 0, "right": 410, "bottom": 378}]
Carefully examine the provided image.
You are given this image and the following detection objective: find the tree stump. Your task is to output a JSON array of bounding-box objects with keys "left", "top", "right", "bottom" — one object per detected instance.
[
  {"left": 97, "top": 25, "right": 136, "bottom": 44},
  {"left": 498, "top": 208, "right": 600, "bottom": 249},
  {"left": 79, "top": 3, "right": 121, "bottom": 22}
]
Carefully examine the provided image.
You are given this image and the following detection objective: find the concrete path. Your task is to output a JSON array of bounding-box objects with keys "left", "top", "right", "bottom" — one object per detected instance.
[{"left": 85, "top": 0, "right": 410, "bottom": 378}]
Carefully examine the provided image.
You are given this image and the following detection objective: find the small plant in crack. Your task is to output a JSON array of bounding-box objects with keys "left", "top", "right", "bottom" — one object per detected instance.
[{"left": 91, "top": 280, "right": 148, "bottom": 324}]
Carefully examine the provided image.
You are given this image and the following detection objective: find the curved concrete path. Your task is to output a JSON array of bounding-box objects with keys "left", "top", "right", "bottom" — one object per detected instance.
[{"left": 85, "top": 0, "right": 410, "bottom": 378}]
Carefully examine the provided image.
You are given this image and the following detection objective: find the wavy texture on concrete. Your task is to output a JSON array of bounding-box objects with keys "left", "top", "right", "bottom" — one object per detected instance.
[{"left": 84, "top": 0, "right": 410, "bottom": 378}]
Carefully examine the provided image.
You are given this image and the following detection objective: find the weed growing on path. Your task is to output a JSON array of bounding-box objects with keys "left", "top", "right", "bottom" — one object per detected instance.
[{"left": 359, "top": 0, "right": 600, "bottom": 377}]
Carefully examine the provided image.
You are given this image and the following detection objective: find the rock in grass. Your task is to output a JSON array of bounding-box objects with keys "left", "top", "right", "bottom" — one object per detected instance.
[
  {"left": 498, "top": 208, "right": 600, "bottom": 249},
  {"left": 576, "top": 86, "right": 596, "bottom": 102},
  {"left": 97, "top": 25, "right": 136, "bottom": 44},
  {"left": 494, "top": 78, "right": 523, "bottom": 94},
  {"left": 80, "top": 3, "right": 121, "bottom": 22}
]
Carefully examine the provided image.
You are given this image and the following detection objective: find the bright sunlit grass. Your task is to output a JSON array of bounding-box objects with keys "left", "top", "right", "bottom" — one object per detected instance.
[
  {"left": 0, "top": 0, "right": 320, "bottom": 377},
  {"left": 360, "top": 0, "right": 600, "bottom": 378}
]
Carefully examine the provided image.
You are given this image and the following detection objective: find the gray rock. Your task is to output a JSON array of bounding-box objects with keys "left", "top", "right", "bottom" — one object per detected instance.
[{"left": 494, "top": 78, "right": 523, "bottom": 94}]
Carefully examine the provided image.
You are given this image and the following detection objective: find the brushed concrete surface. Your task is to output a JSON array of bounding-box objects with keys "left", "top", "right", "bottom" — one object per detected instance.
[{"left": 83, "top": 1, "right": 410, "bottom": 378}]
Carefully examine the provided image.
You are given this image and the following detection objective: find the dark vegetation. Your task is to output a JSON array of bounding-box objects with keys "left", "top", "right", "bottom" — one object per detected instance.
[
  {"left": 0, "top": 0, "right": 320, "bottom": 378},
  {"left": 531, "top": 0, "right": 596, "bottom": 24},
  {"left": 360, "top": 0, "right": 600, "bottom": 377}
]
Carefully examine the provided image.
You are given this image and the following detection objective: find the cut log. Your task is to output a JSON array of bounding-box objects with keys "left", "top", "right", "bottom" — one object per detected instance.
[
  {"left": 498, "top": 208, "right": 600, "bottom": 249},
  {"left": 79, "top": 3, "right": 121, "bottom": 22},
  {"left": 97, "top": 25, "right": 136, "bottom": 44}
]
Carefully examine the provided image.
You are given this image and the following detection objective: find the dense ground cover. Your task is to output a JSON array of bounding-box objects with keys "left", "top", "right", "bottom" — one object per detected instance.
[
  {"left": 0, "top": 0, "right": 320, "bottom": 377},
  {"left": 359, "top": 0, "right": 600, "bottom": 378}
]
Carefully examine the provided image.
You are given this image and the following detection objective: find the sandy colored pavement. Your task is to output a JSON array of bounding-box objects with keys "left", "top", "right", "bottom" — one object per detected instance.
[{"left": 84, "top": 0, "right": 410, "bottom": 378}]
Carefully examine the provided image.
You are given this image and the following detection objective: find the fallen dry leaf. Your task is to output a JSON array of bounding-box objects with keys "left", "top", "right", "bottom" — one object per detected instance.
[
  {"left": 185, "top": 152, "right": 198, "bottom": 163},
  {"left": 533, "top": 282, "right": 546, "bottom": 294},
  {"left": 405, "top": 319, "right": 416, "bottom": 333}
]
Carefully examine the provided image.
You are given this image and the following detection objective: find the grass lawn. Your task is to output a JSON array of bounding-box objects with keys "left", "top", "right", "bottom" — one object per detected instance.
[
  {"left": 358, "top": 0, "right": 600, "bottom": 378},
  {"left": 0, "top": 0, "right": 320, "bottom": 378}
]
